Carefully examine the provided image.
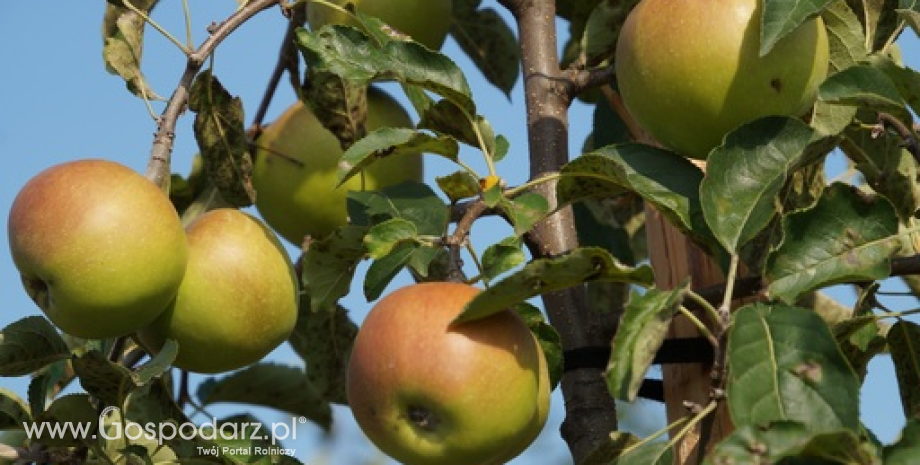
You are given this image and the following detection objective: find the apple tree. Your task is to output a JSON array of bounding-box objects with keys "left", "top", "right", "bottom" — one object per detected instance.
[{"left": 3, "top": 0, "right": 920, "bottom": 464}]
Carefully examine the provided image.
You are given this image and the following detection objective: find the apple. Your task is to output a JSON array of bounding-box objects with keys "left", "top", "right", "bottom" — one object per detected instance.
[
  {"left": 7, "top": 159, "right": 188, "bottom": 339},
  {"left": 347, "top": 282, "right": 550, "bottom": 465},
  {"left": 137, "top": 209, "right": 298, "bottom": 374},
  {"left": 615, "top": 0, "right": 829, "bottom": 159},
  {"left": 252, "top": 87, "right": 424, "bottom": 245},
  {"left": 308, "top": 0, "right": 452, "bottom": 50}
]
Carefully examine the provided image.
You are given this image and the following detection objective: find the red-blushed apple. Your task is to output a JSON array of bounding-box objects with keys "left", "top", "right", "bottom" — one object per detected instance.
[
  {"left": 308, "top": 0, "right": 452, "bottom": 50},
  {"left": 7, "top": 159, "right": 188, "bottom": 339},
  {"left": 615, "top": 0, "right": 829, "bottom": 159},
  {"left": 251, "top": 87, "right": 423, "bottom": 245},
  {"left": 137, "top": 209, "right": 298, "bottom": 374},
  {"left": 347, "top": 282, "right": 550, "bottom": 465}
]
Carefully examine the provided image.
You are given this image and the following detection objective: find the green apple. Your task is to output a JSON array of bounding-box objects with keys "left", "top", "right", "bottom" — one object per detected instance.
[
  {"left": 347, "top": 282, "right": 550, "bottom": 465},
  {"left": 308, "top": 0, "right": 452, "bottom": 50},
  {"left": 252, "top": 87, "right": 424, "bottom": 245},
  {"left": 615, "top": 0, "right": 829, "bottom": 159},
  {"left": 137, "top": 209, "right": 298, "bottom": 374},
  {"left": 7, "top": 159, "right": 188, "bottom": 339}
]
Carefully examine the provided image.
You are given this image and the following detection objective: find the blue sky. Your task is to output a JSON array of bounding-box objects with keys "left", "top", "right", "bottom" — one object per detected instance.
[{"left": 1, "top": 2, "right": 918, "bottom": 464}]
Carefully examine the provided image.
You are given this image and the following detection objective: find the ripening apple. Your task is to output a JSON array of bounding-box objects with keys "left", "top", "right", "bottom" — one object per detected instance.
[
  {"left": 308, "top": 0, "right": 452, "bottom": 50},
  {"left": 137, "top": 209, "right": 298, "bottom": 374},
  {"left": 347, "top": 282, "right": 550, "bottom": 465},
  {"left": 615, "top": 0, "right": 830, "bottom": 159},
  {"left": 251, "top": 87, "right": 424, "bottom": 245},
  {"left": 7, "top": 159, "right": 188, "bottom": 339}
]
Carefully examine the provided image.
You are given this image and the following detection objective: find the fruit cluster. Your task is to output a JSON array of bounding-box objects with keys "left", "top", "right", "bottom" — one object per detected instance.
[{"left": 8, "top": 159, "right": 298, "bottom": 374}]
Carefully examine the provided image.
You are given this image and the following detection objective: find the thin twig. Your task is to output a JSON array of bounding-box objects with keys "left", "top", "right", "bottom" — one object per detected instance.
[
  {"left": 877, "top": 112, "right": 920, "bottom": 163},
  {"left": 145, "top": 0, "right": 282, "bottom": 188},
  {"left": 250, "top": 4, "right": 306, "bottom": 131}
]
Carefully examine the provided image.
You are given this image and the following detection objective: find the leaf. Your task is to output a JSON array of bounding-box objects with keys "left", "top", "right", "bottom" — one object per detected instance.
[
  {"left": 347, "top": 181, "right": 450, "bottom": 236},
  {"left": 765, "top": 183, "right": 900, "bottom": 303},
  {"left": 449, "top": 0, "right": 520, "bottom": 95},
  {"left": 288, "top": 302, "right": 358, "bottom": 404},
  {"left": 364, "top": 218, "right": 419, "bottom": 259},
  {"left": 727, "top": 303, "right": 860, "bottom": 432},
  {"left": 304, "top": 69, "right": 369, "bottom": 148},
  {"left": 701, "top": 116, "right": 825, "bottom": 252},
  {"left": 197, "top": 363, "right": 332, "bottom": 430},
  {"left": 513, "top": 303, "right": 564, "bottom": 390},
  {"left": 0, "top": 389, "right": 30, "bottom": 429},
  {"left": 32, "top": 394, "right": 98, "bottom": 447},
  {"left": 867, "top": 52, "right": 920, "bottom": 116},
  {"left": 338, "top": 127, "right": 458, "bottom": 186},
  {"left": 704, "top": 421, "right": 821, "bottom": 464},
  {"left": 578, "top": 431, "right": 640, "bottom": 465},
  {"left": 102, "top": 0, "right": 163, "bottom": 100},
  {"left": 845, "top": 0, "right": 903, "bottom": 51},
  {"left": 580, "top": 0, "right": 639, "bottom": 67},
  {"left": 502, "top": 192, "right": 550, "bottom": 236},
  {"left": 884, "top": 419, "right": 920, "bottom": 464},
  {"left": 0, "top": 316, "right": 69, "bottom": 376},
  {"left": 760, "top": 0, "right": 833, "bottom": 55},
  {"left": 189, "top": 70, "right": 256, "bottom": 207},
  {"left": 456, "top": 247, "right": 654, "bottom": 323},
  {"left": 301, "top": 225, "right": 368, "bottom": 312},
  {"left": 296, "top": 25, "right": 474, "bottom": 113},
  {"left": 558, "top": 144, "right": 714, "bottom": 251},
  {"left": 364, "top": 241, "right": 418, "bottom": 301},
  {"left": 610, "top": 439, "right": 674, "bottom": 465},
  {"left": 436, "top": 170, "right": 481, "bottom": 202},
  {"left": 900, "top": 0, "right": 920, "bottom": 36},
  {"left": 417, "top": 99, "right": 495, "bottom": 153},
  {"left": 888, "top": 320, "right": 920, "bottom": 419},
  {"left": 818, "top": 63, "right": 908, "bottom": 114},
  {"left": 72, "top": 350, "right": 136, "bottom": 406},
  {"left": 822, "top": 1, "right": 869, "bottom": 72},
  {"left": 605, "top": 284, "right": 687, "bottom": 402},
  {"left": 132, "top": 339, "right": 178, "bottom": 386},
  {"left": 482, "top": 236, "right": 526, "bottom": 281}
]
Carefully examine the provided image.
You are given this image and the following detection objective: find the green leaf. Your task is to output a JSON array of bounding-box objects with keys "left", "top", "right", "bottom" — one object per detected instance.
[
  {"left": 72, "top": 350, "right": 136, "bottom": 406},
  {"left": 884, "top": 419, "right": 920, "bottom": 464},
  {"left": 348, "top": 181, "right": 450, "bottom": 236},
  {"left": 189, "top": 70, "right": 256, "bottom": 207},
  {"left": 482, "top": 236, "right": 526, "bottom": 281},
  {"left": 417, "top": 99, "right": 495, "bottom": 153},
  {"left": 818, "top": 63, "right": 908, "bottom": 113},
  {"left": 32, "top": 394, "right": 98, "bottom": 447},
  {"left": 502, "top": 192, "right": 550, "bottom": 236},
  {"left": 456, "top": 247, "right": 654, "bottom": 323},
  {"left": 303, "top": 70, "right": 368, "bottom": 148},
  {"left": 364, "top": 218, "right": 419, "bottom": 259},
  {"left": 888, "top": 320, "right": 920, "bottom": 419},
  {"left": 27, "top": 371, "right": 52, "bottom": 418},
  {"left": 436, "top": 170, "right": 481, "bottom": 202},
  {"left": 765, "top": 183, "right": 900, "bottom": 303},
  {"left": 605, "top": 284, "right": 686, "bottom": 402},
  {"left": 760, "top": 0, "right": 833, "bottom": 55},
  {"left": 822, "top": 1, "right": 869, "bottom": 72},
  {"left": 558, "top": 144, "right": 714, "bottom": 251},
  {"left": 701, "top": 116, "right": 825, "bottom": 252},
  {"left": 578, "top": 431, "right": 640, "bottom": 465},
  {"left": 845, "top": 0, "right": 903, "bottom": 51},
  {"left": 449, "top": 0, "right": 520, "bottom": 95},
  {"left": 0, "top": 389, "right": 30, "bottom": 429},
  {"left": 513, "top": 303, "right": 564, "bottom": 390},
  {"left": 0, "top": 316, "right": 70, "bottom": 376},
  {"left": 197, "top": 363, "right": 332, "bottom": 430},
  {"left": 102, "top": 0, "right": 163, "bottom": 100},
  {"left": 296, "top": 25, "right": 474, "bottom": 113},
  {"left": 900, "top": 0, "right": 920, "bottom": 36},
  {"left": 288, "top": 303, "right": 358, "bottom": 404},
  {"left": 704, "top": 421, "right": 819, "bottom": 465},
  {"left": 301, "top": 225, "right": 368, "bottom": 312},
  {"left": 337, "top": 127, "right": 458, "bottom": 186},
  {"left": 121, "top": 379, "right": 202, "bottom": 458},
  {"left": 867, "top": 52, "right": 920, "bottom": 116},
  {"left": 364, "top": 240, "right": 418, "bottom": 301},
  {"left": 611, "top": 439, "right": 674, "bottom": 465},
  {"left": 580, "top": 0, "right": 639, "bottom": 67},
  {"left": 727, "top": 303, "right": 860, "bottom": 432},
  {"left": 132, "top": 339, "right": 178, "bottom": 386}
]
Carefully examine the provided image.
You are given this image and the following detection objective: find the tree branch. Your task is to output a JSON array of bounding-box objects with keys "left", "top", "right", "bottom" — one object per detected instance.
[
  {"left": 145, "top": 0, "right": 282, "bottom": 188},
  {"left": 506, "top": 0, "right": 620, "bottom": 462}
]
